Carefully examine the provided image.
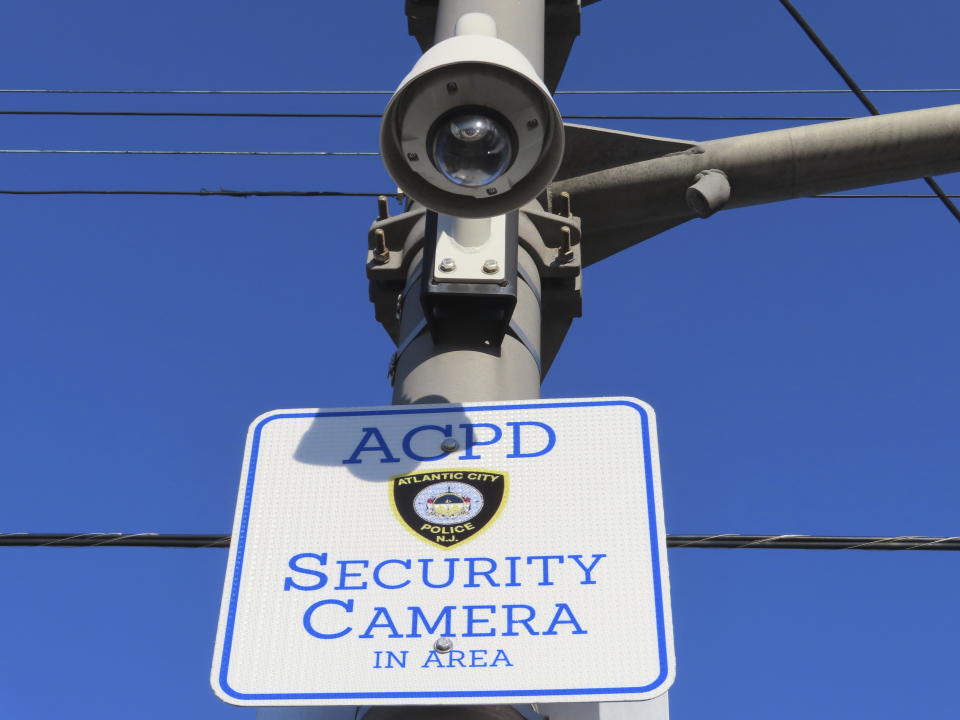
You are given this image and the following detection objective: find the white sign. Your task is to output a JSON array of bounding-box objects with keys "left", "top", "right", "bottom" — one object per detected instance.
[{"left": 212, "top": 397, "right": 674, "bottom": 706}]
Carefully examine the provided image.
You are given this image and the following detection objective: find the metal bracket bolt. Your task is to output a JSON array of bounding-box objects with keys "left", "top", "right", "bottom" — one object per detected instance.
[
  {"left": 558, "top": 226, "right": 573, "bottom": 264},
  {"left": 559, "top": 190, "right": 573, "bottom": 218},
  {"left": 376, "top": 195, "right": 390, "bottom": 221},
  {"left": 438, "top": 258, "right": 457, "bottom": 273},
  {"left": 482, "top": 259, "right": 500, "bottom": 274},
  {"left": 372, "top": 228, "right": 390, "bottom": 264}
]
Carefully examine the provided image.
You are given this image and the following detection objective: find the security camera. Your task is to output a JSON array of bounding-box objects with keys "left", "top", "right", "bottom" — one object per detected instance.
[{"left": 380, "top": 14, "right": 564, "bottom": 218}]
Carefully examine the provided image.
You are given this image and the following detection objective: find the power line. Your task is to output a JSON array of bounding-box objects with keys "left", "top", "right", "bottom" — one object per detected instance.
[
  {"left": 0, "top": 151, "right": 957, "bottom": 202},
  {"left": 567, "top": 114, "right": 851, "bottom": 121},
  {"left": 0, "top": 110, "right": 384, "bottom": 119},
  {"left": 669, "top": 535, "right": 960, "bottom": 550},
  {"left": 558, "top": 88, "right": 960, "bottom": 95},
  {"left": 0, "top": 189, "right": 955, "bottom": 199},
  {"left": 1, "top": 88, "right": 959, "bottom": 96},
  {"left": 2, "top": 532, "right": 958, "bottom": 550},
  {"left": 0, "top": 149, "right": 378, "bottom": 156},
  {"left": 0, "top": 533, "right": 230, "bottom": 548},
  {"left": 0, "top": 109, "right": 855, "bottom": 121},
  {"left": 0, "top": 189, "right": 395, "bottom": 198},
  {"left": 815, "top": 194, "right": 960, "bottom": 199},
  {"left": 0, "top": 89, "right": 400, "bottom": 95},
  {"left": 778, "top": 0, "right": 960, "bottom": 224}
]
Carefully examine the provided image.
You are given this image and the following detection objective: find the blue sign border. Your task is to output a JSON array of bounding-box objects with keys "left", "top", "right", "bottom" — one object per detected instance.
[{"left": 217, "top": 399, "right": 671, "bottom": 701}]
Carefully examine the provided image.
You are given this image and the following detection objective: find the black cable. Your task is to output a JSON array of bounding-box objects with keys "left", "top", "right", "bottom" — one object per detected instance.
[
  {"left": 2, "top": 88, "right": 960, "bottom": 96},
  {"left": 669, "top": 535, "right": 960, "bottom": 550},
  {"left": 0, "top": 149, "right": 378, "bottom": 157},
  {"left": 814, "top": 194, "right": 960, "bottom": 198},
  {"left": 0, "top": 89, "right": 401, "bottom": 96},
  {"left": 777, "top": 0, "right": 879, "bottom": 113},
  {"left": 557, "top": 88, "right": 960, "bottom": 95},
  {"left": 778, "top": 0, "right": 960, "bottom": 224},
  {"left": 2, "top": 532, "right": 958, "bottom": 550},
  {"left": 567, "top": 114, "right": 849, "bottom": 121},
  {"left": 0, "top": 533, "right": 231, "bottom": 548},
  {"left": 1, "top": 189, "right": 955, "bottom": 199},
  {"left": 0, "top": 110, "right": 383, "bottom": 119},
  {"left": 0, "top": 189, "right": 395, "bottom": 197},
  {"left": 0, "top": 109, "right": 852, "bottom": 121}
]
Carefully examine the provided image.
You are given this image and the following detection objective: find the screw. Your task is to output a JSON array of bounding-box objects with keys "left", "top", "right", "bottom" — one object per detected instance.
[
  {"left": 434, "top": 637, "right": 453, "bottom": 653},
  {"left": 559, "top": 225, "right": 573, "bottom": 264},
  {"left": 407, "top": 152, "right": 419, "bottom": 162},
  {"left": 438, "top": 258, "right": 456, "bottom": 273},
  {"left": 446, "top": 81, "right": 458, "bottom": 93},
  {"left": 440, "top": 437, "right": 459, "bottom": 453},
  {"left": 486, "top": 187, "right": 498, "bottom": 196},
  {"left": 527, "top": 118, "right": 540, "bottom": 130},
  {"left": 373, "top": 228, "right": 390, "bottom": 264},
  {"left": 482, "top": 259, "right": 500, "bottom": 274}
]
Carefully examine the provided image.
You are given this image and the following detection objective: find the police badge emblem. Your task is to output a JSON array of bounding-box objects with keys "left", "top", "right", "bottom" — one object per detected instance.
[{"left": 390, "top": 469, "right": 508, "bottom": 548}]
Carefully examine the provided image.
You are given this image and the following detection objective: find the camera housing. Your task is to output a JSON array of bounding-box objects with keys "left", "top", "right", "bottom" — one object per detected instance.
[{"left": 380, "top": 31, "right": 564, "bottom": 218}]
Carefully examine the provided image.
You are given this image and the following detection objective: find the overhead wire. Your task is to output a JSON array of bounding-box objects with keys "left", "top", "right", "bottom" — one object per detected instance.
[
  {"left": 1, "top": 77, "right": 955, "bottom": 202},
  {"left": 815, "top": 194, "right": 960, "bottom": 199},
  {"left": 558, "top": 88, "right": 960, "bottom": 95},
  {"left": 0, "top": 188, "right": 955, "bottom": 199},
  {"left": 0, "top": 189, "right": 393, "bottom": 197},
  {"left": 1, "top": 88, "right": 959, "bottom": 96},
  {"left": 0, "top": 149, "right": 378, "bottom": 156},
  {"left": 1, "top": 532, "right": 958, "bottom": 550},
  {"left": 1, "top": 49, "right": 957, "bottom": 553},
  {"left": 0, "top": 109, "right": 856, "bottom": 121},
  {"left": 778, "top": 0, "right": 960, "bottom": 223}
]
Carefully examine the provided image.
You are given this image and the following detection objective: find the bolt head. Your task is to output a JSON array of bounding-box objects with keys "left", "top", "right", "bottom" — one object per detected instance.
[
  {"left": 440, "top": 437, "right": 459, "bottom": 453},
  {"left": 434, "top": 637, "right": 453, "bottom": 653},
  {"left": 482, "top": 259, "right": 500, "bottom": 274},
  {"left": 438, "top": 258, "right": 456, "bottom": 273}
]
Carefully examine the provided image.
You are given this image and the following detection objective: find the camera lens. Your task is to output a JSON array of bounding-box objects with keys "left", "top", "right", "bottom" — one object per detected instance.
[{"left": 430, "top": 110, "right": 514, "bottom": 187}]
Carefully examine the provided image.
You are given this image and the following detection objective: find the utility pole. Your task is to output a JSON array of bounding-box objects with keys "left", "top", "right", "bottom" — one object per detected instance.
[
  {"left": 366, "top": 2, "right": 667, "bottom": 719},
  {"left": 378, "top": 0, "right": 572, "bottom": 409},
  {"left": 255, "top": 2, "right": 960, "bottom": 719}
]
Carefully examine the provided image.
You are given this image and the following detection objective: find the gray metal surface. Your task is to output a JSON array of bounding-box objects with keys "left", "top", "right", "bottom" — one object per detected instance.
[
  {"left": 540, "top": 696, "right": 669, "bottom": 720},
  {"left": 364, "top": 705, "right": 527, "bottom": 720},
  {"left": 257, "top": 709, "right": 357, "bottom": 720},
  {"left": 392, "top": 0, "right": 549, "bottom": 405},
  {"left": 434, "top": 0, "right": 544, "bottom": 75},
  {"left": 391, "top": 240, "right": 542, "bottom": 404},
  {"left": 555, "top": 124, "right": 695, "bottom": 182},
  {"left": 405, "top": 0, "right": 585, "bottom": 91},
  {"left": 364, "top": 2, "right": 667, "bottom": 717},
  {"left": 549, "top": 104, "right": 960, "bottom": 265}
]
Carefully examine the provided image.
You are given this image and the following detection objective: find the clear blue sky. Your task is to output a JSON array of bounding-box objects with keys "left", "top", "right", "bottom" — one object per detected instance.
[{"left": 1, "top": 1, "right": 958, "bottom": 718}]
